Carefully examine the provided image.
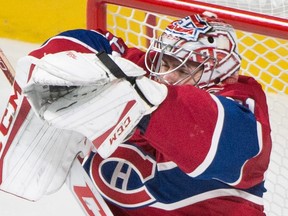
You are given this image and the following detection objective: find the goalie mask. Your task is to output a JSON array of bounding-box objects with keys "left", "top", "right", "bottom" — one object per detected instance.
[{"left": 145, "top": 13, "right": 242, "bottom": 88}]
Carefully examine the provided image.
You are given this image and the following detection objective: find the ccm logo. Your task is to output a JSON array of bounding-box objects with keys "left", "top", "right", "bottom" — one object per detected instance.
[
  {"left": 0, "top": 81, "right": 22, "bottom": 155},
  {"left": 92, "top": 100, "right": 136, "bottom": 149},
  {"left": 0, "top": 81, "right": 22, "bottom": 136},
  {"left": 109, "top": 116, "right": 131, "bottom": 145}
]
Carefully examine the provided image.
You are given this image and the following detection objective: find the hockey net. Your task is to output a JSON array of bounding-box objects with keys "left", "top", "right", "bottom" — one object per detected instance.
[{"left": 87, "top": 0, "right": 288, "bottom": 215}]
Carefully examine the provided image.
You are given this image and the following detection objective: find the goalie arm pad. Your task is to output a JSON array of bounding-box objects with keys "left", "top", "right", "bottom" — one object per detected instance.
[{"left": 22, "top": 51, "right": 167, "bottom": 158}]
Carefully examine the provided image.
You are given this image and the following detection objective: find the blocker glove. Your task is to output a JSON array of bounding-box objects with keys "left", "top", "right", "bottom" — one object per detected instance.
[{"left": 22, "top": 50, "right": 167, "bottom": 158}]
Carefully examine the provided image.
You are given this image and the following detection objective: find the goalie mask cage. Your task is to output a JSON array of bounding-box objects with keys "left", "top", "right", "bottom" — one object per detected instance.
[{"left": 86, "top": 0, "right": 288, "bottom": 215}]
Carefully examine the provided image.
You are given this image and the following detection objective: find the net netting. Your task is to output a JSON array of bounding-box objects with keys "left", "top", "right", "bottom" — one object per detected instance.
[
  {"left": 196, "top": 0, "right": 288, "bottom": 18},
  {"left": 87, "top": 0, "right": 288, "bottom": 215}
]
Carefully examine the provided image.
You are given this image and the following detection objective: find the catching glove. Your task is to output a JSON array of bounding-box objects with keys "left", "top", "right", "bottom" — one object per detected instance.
[{"left": 22, "top": 50, "right": 167, "bottom": 158}]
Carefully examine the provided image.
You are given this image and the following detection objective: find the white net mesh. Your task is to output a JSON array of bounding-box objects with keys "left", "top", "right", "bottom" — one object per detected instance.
[
  {"left": 265, "top": 94, "right": 288, "bottom": 215},
  {"left": 88, "top": 1, "right": 288, "bottom": 215},
  {"left": 196, "top": 0, "right": 288, "bottom": 18}
]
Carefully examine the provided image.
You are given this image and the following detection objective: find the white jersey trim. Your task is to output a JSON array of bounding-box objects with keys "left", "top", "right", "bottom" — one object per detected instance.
[
  {"left": 34, "top": 34, "right": 103, "bottom": 54},
  {"left": 188, "top": 94, "right": 224, "bottom": 177},
  {"left": 229, "top": 121, "right": 263, "bottom": 186},
  {"left": 150, "top": 188, "right": 263, "bottom": 210}
]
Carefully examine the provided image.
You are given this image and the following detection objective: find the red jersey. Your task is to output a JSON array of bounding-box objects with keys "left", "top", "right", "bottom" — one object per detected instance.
[{"left": 28, "top": 29, "right": 272, "bottom": 215}]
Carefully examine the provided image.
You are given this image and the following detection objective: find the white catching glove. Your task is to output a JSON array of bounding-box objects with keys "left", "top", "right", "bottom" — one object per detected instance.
[{"left": 22, "top": 50, "right": 167, "bottom": 158}]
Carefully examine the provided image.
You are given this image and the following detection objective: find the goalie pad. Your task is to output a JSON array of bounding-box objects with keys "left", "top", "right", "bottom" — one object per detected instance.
[
  {"left": 23, "top": 51, "right": 167, "bottom": 158},
  {"left": 0, "top": 67, "right": 92, "bottom": 201}
]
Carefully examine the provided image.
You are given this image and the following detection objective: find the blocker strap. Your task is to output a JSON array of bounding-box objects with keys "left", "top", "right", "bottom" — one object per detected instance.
[
  {"left": 96, "top": 51, "right": 135, "bottom": 84},
  {"left": 96, "top": 51, "right": 153, "bottom": 107}
]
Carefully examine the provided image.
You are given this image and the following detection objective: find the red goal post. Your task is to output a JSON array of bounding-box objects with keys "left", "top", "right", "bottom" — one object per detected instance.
[
  {"left": 86, "top": 0, "right": 288, "bottom": 215},
  {"left": 87, "top": 0, "right": 288, "bottom": 40}
]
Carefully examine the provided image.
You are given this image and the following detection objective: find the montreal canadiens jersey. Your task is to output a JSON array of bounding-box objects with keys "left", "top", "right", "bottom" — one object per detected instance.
[{"left": 28, "top": 29, "right": 272, "bottom": 215}]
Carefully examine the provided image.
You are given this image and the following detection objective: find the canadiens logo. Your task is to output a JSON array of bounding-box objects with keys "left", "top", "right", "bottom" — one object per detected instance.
[
  {"left": 90, "top": 144, "right": 157, "bottom": 208},
  {"left": 165, "top": 15, "right": 212, "bottom": 41}
]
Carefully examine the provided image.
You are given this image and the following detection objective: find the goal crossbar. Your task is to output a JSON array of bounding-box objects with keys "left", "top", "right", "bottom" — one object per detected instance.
[{"left": 87, "top": 0, "right": 288, "bottom": 40}]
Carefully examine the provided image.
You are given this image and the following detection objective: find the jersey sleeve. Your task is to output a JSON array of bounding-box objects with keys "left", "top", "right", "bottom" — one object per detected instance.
[
  {"left": 139, "top": 77, "right": 271, "bottom": 189},
  {"left": 29, "top": 29, "right": 114, "bottom": 59}
]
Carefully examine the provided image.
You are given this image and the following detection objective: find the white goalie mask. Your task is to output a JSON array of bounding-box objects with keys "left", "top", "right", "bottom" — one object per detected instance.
[{"left": 145, "top": 13, "right": 242, "bottom": 88}]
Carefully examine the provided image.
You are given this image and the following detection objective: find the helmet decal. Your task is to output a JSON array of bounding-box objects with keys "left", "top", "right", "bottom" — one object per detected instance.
[{"left": 165, "top": 15, "right": 212, "bottom": 41}]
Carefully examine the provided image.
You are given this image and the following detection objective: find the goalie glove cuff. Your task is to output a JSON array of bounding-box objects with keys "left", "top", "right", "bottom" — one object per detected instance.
[
  {"left": 135, "top": 76, "right": 167, "bottom": 106},
  {"left": 97, "top": 51, "right": 167, "bottom": 112}
]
